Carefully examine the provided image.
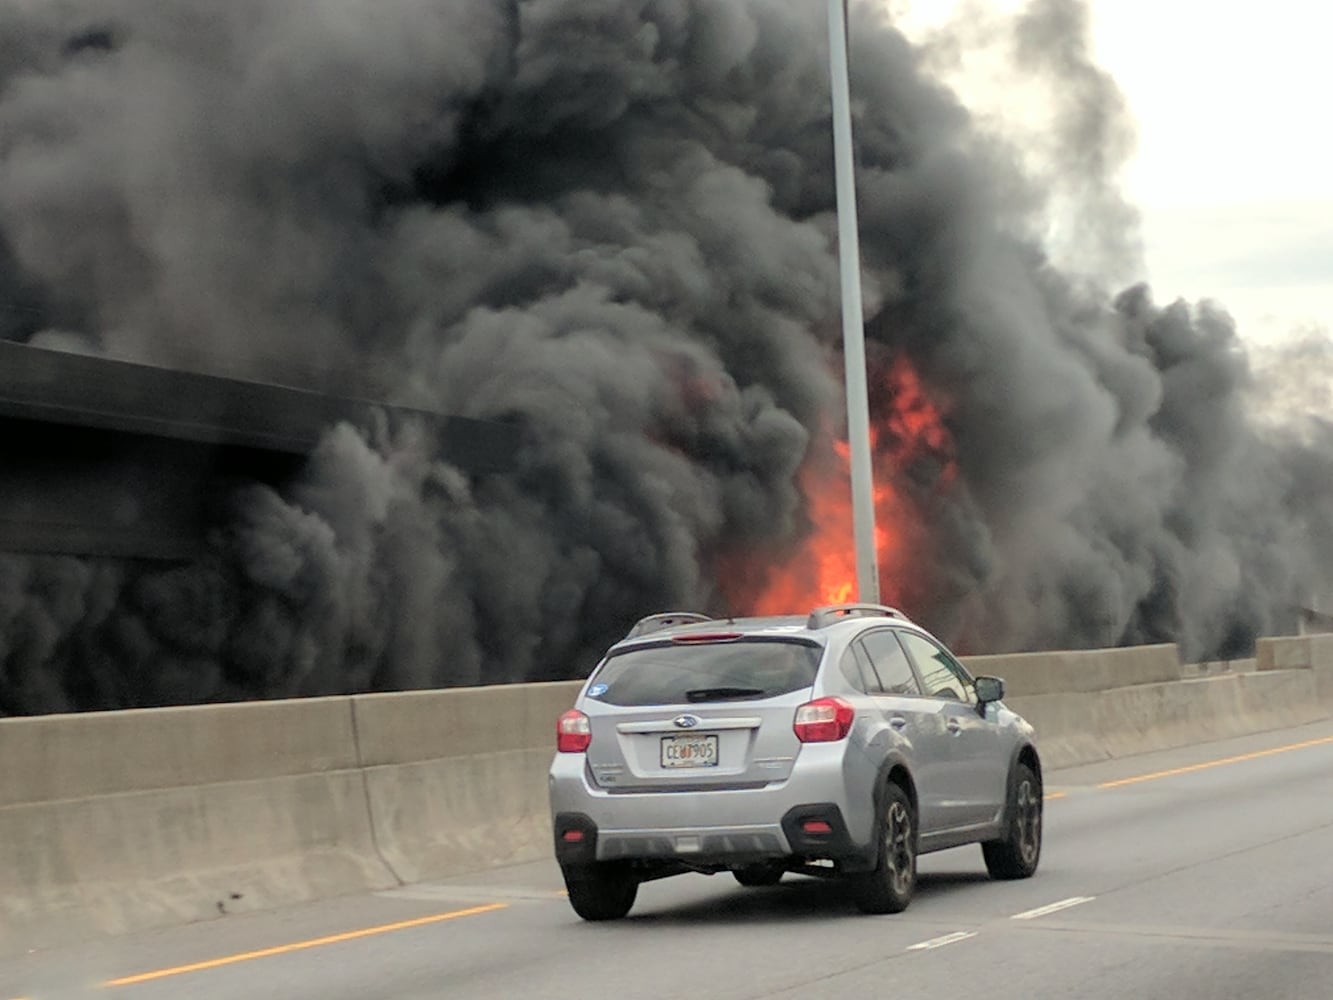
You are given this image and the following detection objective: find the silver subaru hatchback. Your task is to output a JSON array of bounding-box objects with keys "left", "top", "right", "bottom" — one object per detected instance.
[{"left": 548, "top": 604, "right": 1043, "bottom": 920}]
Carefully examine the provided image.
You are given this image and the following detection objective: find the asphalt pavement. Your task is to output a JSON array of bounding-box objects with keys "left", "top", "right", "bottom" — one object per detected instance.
[{"left": 4, "top": 719, "right": 1333, "bottom": 1000}]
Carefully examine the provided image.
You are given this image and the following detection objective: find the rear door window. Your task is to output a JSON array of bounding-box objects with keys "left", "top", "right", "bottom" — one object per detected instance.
[
  {"left": 898, "top": 631, "right": 976, "bottom": 705},
  {"left": 589, "top": 639, "right": 822, "bottom": 706},
  {"left": 859, "top": 630, "right": 922, "bottom": 695},
  {"left": 839, "top": 646, "right": 871, "bottom": 693}
]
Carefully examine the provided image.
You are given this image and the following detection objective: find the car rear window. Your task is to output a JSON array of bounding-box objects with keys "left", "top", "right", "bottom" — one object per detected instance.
[{"left": 587, "top": 639, "right": 822, "bottom": 707}]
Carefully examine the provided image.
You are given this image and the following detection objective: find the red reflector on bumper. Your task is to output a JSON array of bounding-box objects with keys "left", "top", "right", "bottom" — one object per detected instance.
[
  {"left": 801, "top": 820, "right": 833, "bottom": 835},
  {"left": 562, "top": 830, "right": 586, "bottom": 842}
]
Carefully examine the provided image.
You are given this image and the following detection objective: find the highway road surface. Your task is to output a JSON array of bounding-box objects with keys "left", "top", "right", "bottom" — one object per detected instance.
[{"left": 4, "top": 719, "right": 1333, "bottom": 1000}]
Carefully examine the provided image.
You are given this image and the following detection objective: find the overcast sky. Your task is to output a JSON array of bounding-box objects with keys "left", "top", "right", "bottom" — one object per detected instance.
[{"left": 895, "top": 0, "right": 1332, "bottom": 346}]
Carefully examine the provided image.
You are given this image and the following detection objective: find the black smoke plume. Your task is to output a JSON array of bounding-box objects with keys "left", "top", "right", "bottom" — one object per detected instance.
[{"left": 0, "top": 0, "right": 1329, "bottom": 714}]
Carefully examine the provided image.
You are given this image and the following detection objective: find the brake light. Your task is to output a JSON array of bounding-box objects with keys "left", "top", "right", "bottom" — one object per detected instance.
[
  {"left": 557, "top": 709, "right": 591, "bottom": 752},
  {"left": 671, "top": 632, "right": 743, "bottom": 643},
  {"left": 793, "top": 697, "right": 855, "bottom": 743}
]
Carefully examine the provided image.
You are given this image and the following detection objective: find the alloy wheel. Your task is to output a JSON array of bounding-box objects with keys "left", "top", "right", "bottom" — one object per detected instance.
[
  {"left": 885, "top": 800, "right": 914, "bottom": 896},
  {"left": 1016, "top": 778, "right": 1041, "bottom": 866}
]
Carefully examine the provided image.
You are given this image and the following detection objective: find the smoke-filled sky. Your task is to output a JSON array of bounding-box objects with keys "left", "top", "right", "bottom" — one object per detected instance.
[
  {"left": 1, "top": 0, "right": 1331, "bottom": 715},
  {"left": 896, "top": 0, "right": 1333, "bottom": 348}
]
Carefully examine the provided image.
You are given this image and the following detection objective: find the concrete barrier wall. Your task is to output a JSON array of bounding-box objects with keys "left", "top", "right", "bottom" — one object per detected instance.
[
  {"left": 0, "top": 697, "right": 361, "bottom": 806},
  {"left": 0, "top": 773, "right": 393, "bottom": 953},
  {"left": 351, "top": 683, "right": 580, "bottom": 765},
  {"left": 1257, "top": 634, "right": 1333, "bottom": 712},
  {"left": 961, "top": 644, "right": 1182, "bottom": 697},
  {"left": 3, "top": 641, "right": 1332, "bottom": 956},
  {"left": 0, "top": 698, "right": 398, "bottom": 954},
  {"left": 352, "top": 683, "right": 581, "bottom": 884},
  {"left": 1009, "top": 668, "right": 1328, "bottom": 770},
  {"left": 0, "top": 683, "right": 585, "bottom": 955}
]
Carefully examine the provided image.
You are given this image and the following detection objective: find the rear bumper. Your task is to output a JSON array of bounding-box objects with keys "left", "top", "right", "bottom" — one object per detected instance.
[
  {"left": 549, "top": 747, "right": 876, "bottom": 867},
  {"left": 553, "top": 812, "right": 600, "bottom": 865},
  {"left": 552, "top": 803, "right": 871, "bottom": 869},
  {"left": 780, "top": 803, "right": 864, "bottom": 862}
]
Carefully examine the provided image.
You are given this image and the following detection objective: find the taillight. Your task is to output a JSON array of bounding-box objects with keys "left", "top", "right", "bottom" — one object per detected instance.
[
  {"left": 557, "top": 709, "right": 592, "bottom": 753},
  {"left": 793, "top": 697, "right": 855, "bottom": 743}
]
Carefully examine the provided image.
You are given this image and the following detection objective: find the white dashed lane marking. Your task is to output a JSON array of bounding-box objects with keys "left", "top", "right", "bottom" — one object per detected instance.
[
  {"left": 1011, "top": 896, "right": 1096, "bottom": 920},
  {"left": 905, "top": 896, "right": 1097, "bottom": 955},
  {"left": 906, "top": 931, "right": 977, "bottom": 951}
]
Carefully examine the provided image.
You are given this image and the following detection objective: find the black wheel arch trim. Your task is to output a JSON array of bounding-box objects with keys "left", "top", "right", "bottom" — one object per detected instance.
[
  {"left": 873, "top": 751, "right": 919, "bottom": 813},
  {"left": 869, "top": 751, "right": 919, "bottom": 852},
  {"left": 1001, "top": 741, "right": 1043, "bottom": 825},
  {"left": 1008, "top": 740, "right": 1043, "bottom": 789}
]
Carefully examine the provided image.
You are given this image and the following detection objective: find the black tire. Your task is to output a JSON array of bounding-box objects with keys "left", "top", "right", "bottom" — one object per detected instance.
[
  {"left": 851, "top": 782, "right": 917, "bottom": 914},
  {"left": 982, "top": 761, "right": 1042, "bottom": 880},
  {"left": 562, "top": 862, "right": 639, "bottom": 921},
  {"left": 733, "top": 861, "right": 786, "bottom": 887}
]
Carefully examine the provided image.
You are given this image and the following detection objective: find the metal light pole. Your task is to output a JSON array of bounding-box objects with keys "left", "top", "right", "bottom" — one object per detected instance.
[{"left": 826, "top": 0, "right": 880, "bottom": 604}]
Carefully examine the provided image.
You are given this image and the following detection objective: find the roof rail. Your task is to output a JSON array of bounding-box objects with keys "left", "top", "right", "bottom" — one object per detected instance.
[
  {"left": 806, "top": 603, "right": 909, "bottom": 629},
  {"left": 626, "top": 612, "right": 714, "bottom": 639}
]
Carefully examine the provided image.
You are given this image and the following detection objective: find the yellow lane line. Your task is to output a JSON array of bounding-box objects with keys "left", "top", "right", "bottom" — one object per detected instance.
[
  {"left": 1097, "top": 735, "right": 1333, "bottom": 790},
  {"left": 1044, "top": 791, "right": 1068, "bottom": 801},
  {"left": 102, "top": 902, "right": 508, "bottom": 988}
]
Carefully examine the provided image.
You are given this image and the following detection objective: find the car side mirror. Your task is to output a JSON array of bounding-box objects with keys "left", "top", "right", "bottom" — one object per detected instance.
[{"left": 974, "top": 675, "right": 1004, "bottom": 706}]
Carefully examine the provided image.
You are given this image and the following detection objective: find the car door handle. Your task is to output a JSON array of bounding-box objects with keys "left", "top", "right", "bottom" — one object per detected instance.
[
  {"left": 946, "top": 718, "right": 962, "bottom": 735},
  {"left": 889, "top": 716, "right": 908, "bottom": 730}
]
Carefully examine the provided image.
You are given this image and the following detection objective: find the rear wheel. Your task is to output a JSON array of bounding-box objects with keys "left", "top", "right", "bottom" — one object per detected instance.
[
  {"left": 851, "top": 782, "right": 916, "bottom": 914},
  {"left": 733, "top": 861, "right": 786, "bottom": 887},
  {"left": 561, "top": 862, "right": 639, "bottom": 921},
  {"left": 982, "top": 762, "right": 1042, "bottom": 880}
]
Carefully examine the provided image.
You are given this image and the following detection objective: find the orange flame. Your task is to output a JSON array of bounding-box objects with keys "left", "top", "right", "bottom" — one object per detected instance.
[{"left": 720, "top": 356, "right": 955, "bottom": 616}]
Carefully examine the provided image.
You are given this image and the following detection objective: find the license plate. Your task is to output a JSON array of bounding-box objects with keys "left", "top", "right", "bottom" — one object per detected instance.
[{"left": 660, "top": 734, "right": 719, "bottom": 768}]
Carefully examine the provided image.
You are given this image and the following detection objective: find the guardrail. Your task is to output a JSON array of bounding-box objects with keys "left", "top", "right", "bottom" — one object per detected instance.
[{"left": 2, "top": 638, "right": 1331, "bottom": 955}]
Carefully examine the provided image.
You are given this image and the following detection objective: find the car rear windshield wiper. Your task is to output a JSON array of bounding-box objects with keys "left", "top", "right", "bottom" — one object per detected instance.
[{"left": 685, "top": 686, "right": 766, "bottom": 702}]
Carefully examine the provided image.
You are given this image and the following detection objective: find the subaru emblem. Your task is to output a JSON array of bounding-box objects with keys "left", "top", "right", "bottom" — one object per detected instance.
[{"left": 673, "top": 714, "right": 701, "bottom": 729}]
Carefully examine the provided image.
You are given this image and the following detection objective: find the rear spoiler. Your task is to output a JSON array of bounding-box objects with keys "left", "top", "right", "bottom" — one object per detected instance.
[{"left": 625, "top": 612, "right": 713, "bottom": 638}]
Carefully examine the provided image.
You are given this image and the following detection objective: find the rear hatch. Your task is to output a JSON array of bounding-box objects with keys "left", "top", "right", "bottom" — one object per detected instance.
[{"left": 581, "top": 634, "right": 822, "bottom": 791}]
